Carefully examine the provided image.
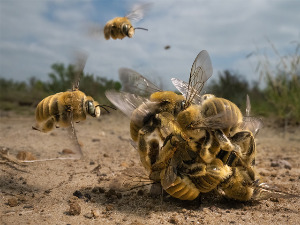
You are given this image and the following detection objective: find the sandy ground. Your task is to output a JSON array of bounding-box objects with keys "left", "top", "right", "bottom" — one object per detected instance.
[{"left": 0, "top": 111, "right": 299, "bottom": 225}]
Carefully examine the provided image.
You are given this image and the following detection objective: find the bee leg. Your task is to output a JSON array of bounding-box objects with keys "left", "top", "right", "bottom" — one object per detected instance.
[
  {"left": 220, "top": 167, "right": 255, "bottom": 201},
  {"left": 151, "top": 135, "right": 180, "bottom": 174},
  {"left": 199, "top": 130, "right": 215, "bottom": 163},
  {"left": 214, "top": 129, "right": 242, "bottom": 154},
  {"left": 40, "top": 117, "right": 56, "bottom": 132},
  {"left": 231, "top": 131, "right": 256, "bottom": 166},
  {"left": 148, "top": 139, "right": 160, "bottom": 166},
  {"left": 137, "top": 125, "right": 156, "bottom": 171}
]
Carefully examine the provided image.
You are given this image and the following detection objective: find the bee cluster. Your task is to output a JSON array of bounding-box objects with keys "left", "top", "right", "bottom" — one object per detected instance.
[
  {"left": 30, "top": 3, "right": 297, "bottom": 201},
  {"left": 106, "top": 50, "right": 266, "bottom": 201}
]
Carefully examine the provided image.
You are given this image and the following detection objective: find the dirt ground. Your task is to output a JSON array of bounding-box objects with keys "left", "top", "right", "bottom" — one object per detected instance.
[{"left": 1, "top": 111, "right": 299, "bottom": 225}]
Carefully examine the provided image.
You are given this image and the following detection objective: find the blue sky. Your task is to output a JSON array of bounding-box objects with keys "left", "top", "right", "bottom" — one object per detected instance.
[{"left": 0, "top": 0, "right": 299, "bottom": 90}]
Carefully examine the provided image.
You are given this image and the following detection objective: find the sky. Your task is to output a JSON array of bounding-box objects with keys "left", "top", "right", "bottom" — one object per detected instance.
[{"left": 0, "top": 0, "right": 299, "bottom": 90}]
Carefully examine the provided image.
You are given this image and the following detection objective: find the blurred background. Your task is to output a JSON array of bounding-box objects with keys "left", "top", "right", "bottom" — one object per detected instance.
[{"left": 0, "top": 0, "right": 299, "bottom": 124}]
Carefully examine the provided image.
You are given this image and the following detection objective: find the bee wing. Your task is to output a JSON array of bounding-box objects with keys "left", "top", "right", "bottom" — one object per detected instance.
[
  {"left": 186, "top": 50, "right": 213, "bottom": 106},
  {"left": 85, "top": 22, "right": 106, "bottom": 39},
  {"left": 246, "top": 94, "right": 251, "bottom": 117},
  {"left": 241, "top": 117, "right": 263, "bottom": 136},
  {"left": 161, "top": 159, "right": 178, "bottom": 190},
  {"left": 171, "top": 78, "right": 202, "bottom": 105},
  {"left": 68, "top": 111, "right": 83, "bottom": 157},
  {"left": 105, "top": 90, "right": 146, "bottom": 117},
  {"left": 72, "top": 51, "right": 88, "bottom": 91},
  {"left": 105, "top": 90, "right": 160, "bottom": 125},
  {"left": 241, "top": 95, "right": 263, "bottom": 136},
  {"left": 172, "top": 50, "right": 213, "bottom": 107},
  {"left": 125, "top": 3, "right": 152, "bottom": 21},
  {"left": 119, "top": 68, "right": 162, "bottom": 96},
  {"left": 109, "top": 167, "right": 153, "bottom": 192},
  {"left": 253, "top": 182, "right": 299, "bottom": 200}
]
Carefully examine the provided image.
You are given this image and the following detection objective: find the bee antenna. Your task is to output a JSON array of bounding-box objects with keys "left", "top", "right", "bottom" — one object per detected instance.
[
  {"left": 96, "top": 105, "right": 117, "bottom": 113},
  {"left": 134, "top": 27, "right": 148, "bottom": 31}
]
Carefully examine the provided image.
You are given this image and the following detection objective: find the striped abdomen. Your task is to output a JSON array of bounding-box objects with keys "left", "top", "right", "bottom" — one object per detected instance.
[
  {"left": 163, "top": 175, "right": 200, "bottom": 200},
  {"left": 35, "top": 91, "right": 86, "bottom": 132},
  {"left": 201, "top": 97, "right": 243, "bottom": 134}
]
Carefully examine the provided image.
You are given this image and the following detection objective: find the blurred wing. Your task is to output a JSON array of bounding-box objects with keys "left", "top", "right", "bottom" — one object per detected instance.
[
  {"left": 186, "top": 50, "right": 213, "bottom": 107},
  {"left": 72, "top": 51, "right": 88, "bottom": 91},
  {"left": 246, "top": 94, "right": 251, "bottom": 117},
  {"left": 119, "top": 68, "right": 161, "bottom": 96},
  {"left": 105, "top": 90, "right": 159, "bottom": 120},
  {"left": 253, "top": 182, "right": 300, "bottom": 200},
  {"left": 126, "top": 3, "right": 152, "bottom": 21},
  {"left": 85, "top": 22, "right": 105, "bottom": 39},
  {"left": 241, "top": 117, "right": 263, "bottom": 136},
  {"left": 105, "top": 90, "right": 146, "bottom": 118},
  {"left": 171, "top": 78, "right": 202, "bottom": 105},
  {"left": 161, "top": 162, "right": 177, "bottom": 190},
  {"left": 242, "top": 94, "right": 263, "bottom": 136},
  {"left": 68, "top": 113, "right": 83, "bottom": 157}
]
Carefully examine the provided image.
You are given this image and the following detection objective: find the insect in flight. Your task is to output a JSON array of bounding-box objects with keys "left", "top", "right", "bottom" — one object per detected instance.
[
  {"left": 103, "top": 3, "right": 151, "bottom": 40},
  {"left": 33, "top": 52, "right": 114, "bottom": 157}
]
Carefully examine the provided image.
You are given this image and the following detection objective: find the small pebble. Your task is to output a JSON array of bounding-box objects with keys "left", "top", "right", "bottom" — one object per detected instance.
[
  {"left": 92, "top": 209, "right": 101, "bottom": 218},
  {"left": 84, "top": 212, "right": 93, "bottom": 219},
  {"left": 106, "top": 204, "right": 114, "bottom": 211},
  {"left": 62, "top": 149, "right": 75, "bottom": 154},
  {"left": 68, "top": 202, "right": 81, "bottom": 215},
  {"left": 92, "top": 138, "right": 100, "bottom": 142},
  {"left": 73, "top": 190, "right": 83, "bottom": 199},
  {"left": 169, "top": 216, "right": 179, "bottom": 224},
  {"left": 270, "top": 197, "right": 279, "bottom": 202},
  {"left": 7, "top": 198, "right": 18, "bottom": 207}
]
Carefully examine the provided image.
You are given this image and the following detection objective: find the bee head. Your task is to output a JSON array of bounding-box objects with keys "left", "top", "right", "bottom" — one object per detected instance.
[
  {"left": 86, "top": 100, "right": 101, "bottom": 118},
  {"left": 121, "top": 23, "right": 134, "bottom": 38},
  {"left": 177, "top": 105, "right": 201, "bottom": 129},
  {"left": 150, "top": 91, "right": 185, "bottom": 115}
]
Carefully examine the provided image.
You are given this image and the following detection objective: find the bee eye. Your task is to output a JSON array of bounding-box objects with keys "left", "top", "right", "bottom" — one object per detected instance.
[
  {"left": 122, "top": 24, "right": 129, "bottom": 35},
  {"left": 86, "top": 101, "right": 96, "bottom": 116}
]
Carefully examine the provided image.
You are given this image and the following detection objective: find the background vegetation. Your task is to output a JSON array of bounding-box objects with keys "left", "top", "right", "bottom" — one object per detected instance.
[{"left": 0, "top": 43, "right": 299, "bottom": 124}]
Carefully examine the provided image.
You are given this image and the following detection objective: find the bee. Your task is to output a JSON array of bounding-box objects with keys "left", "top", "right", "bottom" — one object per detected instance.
[
  {"left": 104, "top": 3, "right": 150, "bottom": 40},
  {"left": 34, "top": 90, "right": 101, "bottom": 133},
  {"left": 106, "top": 68, "right": 185, "bottom": 171},
  {"left": 33, "top": 53, "right": 112, "bottom": 157}
]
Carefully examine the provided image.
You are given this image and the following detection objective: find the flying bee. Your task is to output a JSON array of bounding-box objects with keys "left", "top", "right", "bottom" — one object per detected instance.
[
  {"left": 106, "top": 68, "right": 185, "bottom": 171},
  {"left": 103, "top": 3, "right": 151, "bottom": 40},
  {"left": 33, "top": 52, "right": 113, "bottom": 157},
  {"left": 34, "top": 90, "right": 101, "bottom": 133}
]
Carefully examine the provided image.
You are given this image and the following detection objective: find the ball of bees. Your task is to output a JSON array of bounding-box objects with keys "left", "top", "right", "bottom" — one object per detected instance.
[
  {"left": 104, "top": 3, "right": 150, "bottom": 40},
  {"left": 106, "top": 50, "right": 297, "bottom": 202}
]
